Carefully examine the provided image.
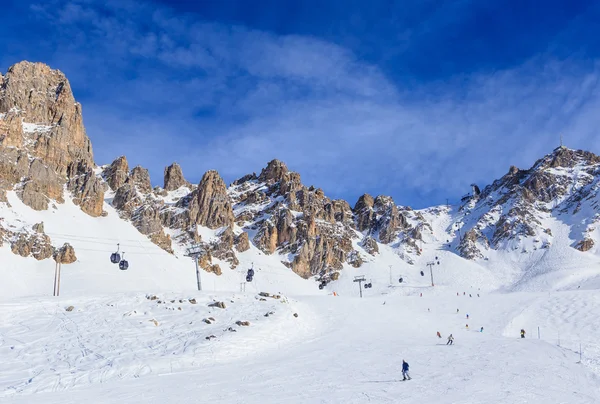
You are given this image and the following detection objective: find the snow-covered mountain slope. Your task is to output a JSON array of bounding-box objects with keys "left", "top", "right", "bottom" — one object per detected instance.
[
  {"left": 2, "top": 60, "right": 600, "bottom": 300},
  {"left": 0, "top": 190, "right": 319, "bottom": 300},
  {"left": 2, "top": 290, "right": 599, "bottom": 403}
]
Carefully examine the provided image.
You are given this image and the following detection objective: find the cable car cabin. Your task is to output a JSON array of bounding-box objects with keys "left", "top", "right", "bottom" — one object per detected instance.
[
  {"left": 246, "top": 275, "right": 253, "bottom": 282},
  {"left": 318, "top": 283, "right": 324, "bottom": 290},
  {"left": 110, "top": 252, "right": 121, "bottom": 264},
  {"left": 111, "top": 244, "right": 121, "bottom": 264},
  {"left": 119, "top": 260, "right": 129, "bottom": 270},
  {"left": 248, "top": 269, "right": 255, "bottom": 277}
]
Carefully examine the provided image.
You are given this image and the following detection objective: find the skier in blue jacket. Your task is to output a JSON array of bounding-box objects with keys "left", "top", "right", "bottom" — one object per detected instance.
[{"left": 402, "top": 360, "right": 411, "bottom": 380}]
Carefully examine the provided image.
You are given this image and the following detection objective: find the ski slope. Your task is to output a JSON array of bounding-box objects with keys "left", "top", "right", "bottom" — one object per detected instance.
[{"left": 1, "top": 289, "right": 599, "bottom": 404}]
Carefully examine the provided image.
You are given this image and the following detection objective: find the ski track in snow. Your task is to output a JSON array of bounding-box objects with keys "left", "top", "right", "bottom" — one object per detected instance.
[
  {"left": 1, "top": 290, "right": 600, "bottom": 404},
  {"left": 0, "top": 292, "right": 314, "bottom": 398}
]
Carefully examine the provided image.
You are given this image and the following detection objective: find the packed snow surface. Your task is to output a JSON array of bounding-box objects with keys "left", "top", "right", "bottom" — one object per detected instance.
[{"left": 1, "top": 289, "right": 599, "bottom": 404}]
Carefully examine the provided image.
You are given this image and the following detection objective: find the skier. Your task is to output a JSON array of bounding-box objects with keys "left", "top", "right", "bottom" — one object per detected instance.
[
  {"left": 457, "top": 292, "right": 459, "bottom": 296},
  {"left": 457, "top": 308, "right": 459, "bottom": 313},
  {"left": 447, "top": 334, "right": 454, "bottom": 345},
  {"left": 480, "top": 327, "right": 484, "bottom": 333},
  {"left": 469, "top": 294, "right": 472, "bottom": 297},
  {"left": 466, "top": 324, "right": 469, "bottom": 330},
  {"left": 402, "top": 360, "right": 411, "bottom": 380},
  {"left": 466, "top": 314, "right": 469, "bottom": 319},
  {"left": 437, "top": 331, "right": 442, "bottom": 338},
  {"left": 520, "top": 329, "right": 525, "bottom": 338}
]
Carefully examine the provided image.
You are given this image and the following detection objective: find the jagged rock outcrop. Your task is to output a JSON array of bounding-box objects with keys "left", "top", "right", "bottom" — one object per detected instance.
[
  {"left": 112, "top": 183, "right": 141, "bottom": 214},
  {"left": 187, "top": 170, "right": 234, "bottom": 229},
  {"left": 258, "top": 159, "right": 288, "bottom": 184},
  {"left": 67, "top": 161, "right": 106, "bottom": 217},
  {"left": 0, "top": 148, "right": 29, "bottom": 201},
  {"left": 458, "top": 228, "right": 489, "bottom": 259},
  {"left": 354, "top": 194, "right": 375, "bottom": 231},
  {"left": 0, "top": 61, "right": 94, "bottom": 175},
  {"left": 164, "top": 163, "right": 190, "bottom": 191},
  {"left": 10, "top": 231, "right": 53, "bottom": 260},
  {"left": 17, "top": 159, "right": 65, "bottom": 210},
  {"left": 53, "top": 243, "right": 77, "bottom": 264},
  {"left": 575, "top": 238, "right": 594, "bottom": 252},
  {"left": 210, "top": 226, "right": 239, "bottom": 267},
  {"left": 103, "top": 156, "right": 129, "bottom": 191},
  {"left": 130, "top": 166, "right": 152, "bottom": 193},
  {"left": 234, "top": 232, "right": 250, "bottom": 252},
  {"left": 360, "top": 235, "right": 379, "bottom": 255},
  {"left": 234, "top": 160, "right": 370, "bottom": 278}
]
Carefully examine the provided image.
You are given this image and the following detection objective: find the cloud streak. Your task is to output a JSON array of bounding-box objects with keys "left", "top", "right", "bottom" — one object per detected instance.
[{"left": 5, "top": 0, "right": 600, "bottom": 208}]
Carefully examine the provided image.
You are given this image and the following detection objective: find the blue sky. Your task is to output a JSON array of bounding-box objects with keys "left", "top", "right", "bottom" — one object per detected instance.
[{"left": 2, "top": 0, "right": 600, "bottom": 208}]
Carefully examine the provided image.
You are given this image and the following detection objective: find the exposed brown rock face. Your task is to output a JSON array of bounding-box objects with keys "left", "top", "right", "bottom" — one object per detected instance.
[
  {"left": 103, "top": 156, "right": 129, "bottom": 191},
  {"left": 209, "top": 226, "right": 239, "bottom": 268},
  {"left": 130, "top": 166, "right": 152, "bottom": 193},
  {"left": 53, "top": 243, "right": 77, "bottom": 263},
  {"left": 234, "top": 161, "right": 365, "bottom": 278},
  {"left": 0, "top": 148, "right": 29, "bottom": 201},
  {"left": 354, "top": 194, "right": 375, "bottom": 231},
  {"left": 575, "top": 238, "right": 594, "bottom": 252},
  {"left": 0, "top": 61, "right": 94, "bottom": 175},
  {"left": 234, "top": 232, "right": 250, "bottom": 252},
  {"left": 18, "top": 159, "right": 65, "bottom": 210},
  {"left": 10, "top": 231, "right": 53, "bottom": 260},
  {"left": 188, "top": 170, "right": 234, "bottom": 229},
  {"left": 458, "top": 228, "right": 489, "bottom": 260},
  {"left": 112, "top": 183, "right": 141, "bottom": 214},
  {"left": 67, "top": 161, "right": 106, "bottom": 217},
  {"left": 258, "top": 159, "right": 288, "bottom": 184},
  {"left": 163, "top": 163, "right": 189, "bottom": 191},
  {"left": 361, "top": 235, "right": 379, "bottom": 255},
  {"left": 253, "top": 221, "right": 278, "bottom": 254}
]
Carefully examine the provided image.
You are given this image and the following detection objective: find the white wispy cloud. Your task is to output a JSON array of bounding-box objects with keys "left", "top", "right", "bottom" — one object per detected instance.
[{"left": 22, "top": 0, "right": 600, "bottom": 208}]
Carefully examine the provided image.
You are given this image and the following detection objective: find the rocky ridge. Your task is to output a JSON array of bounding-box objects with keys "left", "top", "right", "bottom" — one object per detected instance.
[
  {"left": 454, "top": 147, "right": 600, "bottom": 259},
  {"left": 3, "top": 61, "right": 600, "bottom": 283}
]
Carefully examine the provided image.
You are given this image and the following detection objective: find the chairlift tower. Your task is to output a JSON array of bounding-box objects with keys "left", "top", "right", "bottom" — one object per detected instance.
[
  {"left": 426, "top": 257, "right": 440, "bottom": 287},
  {"left": 186, "top": 244, "right": 205, "bottom": 291},
  {"left": 354, "top": 275, "right": 366, "bottom": 298}
]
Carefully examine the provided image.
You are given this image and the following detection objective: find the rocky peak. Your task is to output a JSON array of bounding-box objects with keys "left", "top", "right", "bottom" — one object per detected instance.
[
  {"left": 189, "top": 170, "right": 234, "bottom": 229},
  {"left": 0, "top": 61, "right": 94, "bottom": 173},
  {"left": 104, "top": 156, "right": 129, "bottom": 191},
  {"left": 130, "top": 166, "right": 151, "bottom": 193},
  {"left": 536, "top": 147, "right": 600, "bottom": 170},
  {"left": 164, "top": 163, "right": 190, "bottom": 191},
  {"left": 258, "top": 159, "right": 289, "bottom": 183},
  {"left": 353, "top": 193, "right": 375, "bottom": 232}
]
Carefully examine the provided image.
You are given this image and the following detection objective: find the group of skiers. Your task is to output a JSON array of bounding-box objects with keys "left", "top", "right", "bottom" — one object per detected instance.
[
  {"left": 403, "top": 293, "right": 529, "bottom": 380},
  {"left": 457, "top": 292, "right": 480, "bottom": 297}
]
